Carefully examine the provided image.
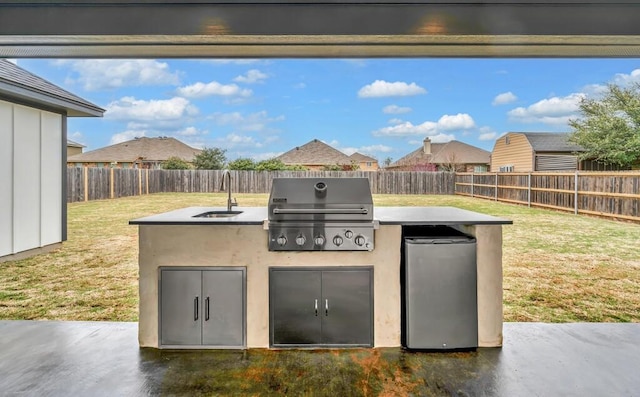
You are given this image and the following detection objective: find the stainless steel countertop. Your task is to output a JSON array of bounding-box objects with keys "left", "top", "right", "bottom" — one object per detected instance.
[{"left": 129, "top": 206, "right": 512, "bottom": 226}]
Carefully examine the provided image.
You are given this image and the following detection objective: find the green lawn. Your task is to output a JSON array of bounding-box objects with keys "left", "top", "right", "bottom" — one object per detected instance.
[{"left": 1, "top": 193, "right": 639, "bottom": 322}]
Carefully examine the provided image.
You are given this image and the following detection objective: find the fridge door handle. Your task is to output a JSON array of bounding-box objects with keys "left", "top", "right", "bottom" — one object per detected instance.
[
  {"left": 325, "top": 299, "right": 329, "bottom": 316},
  {"left": 314, "top": 299, "right": 318, "bottom": 316},
  {"left": 205, "top": 297, "right": 210, "bottom": 321},
  {"left": 194, "top": 297, "right": 199, "bottom": 321}
]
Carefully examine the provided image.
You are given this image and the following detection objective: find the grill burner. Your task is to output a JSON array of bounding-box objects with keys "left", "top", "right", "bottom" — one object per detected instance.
[{"left": 267, "top": 178, "right": 375, "bottom": 251}]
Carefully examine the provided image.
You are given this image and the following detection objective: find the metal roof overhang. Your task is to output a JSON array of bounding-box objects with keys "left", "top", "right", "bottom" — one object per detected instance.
[
  {"left": 1, "top": 1, "right": 640, "bottom": 58},
  {"left": 0, "top": 80, "right": 104, "bottom": 116}
]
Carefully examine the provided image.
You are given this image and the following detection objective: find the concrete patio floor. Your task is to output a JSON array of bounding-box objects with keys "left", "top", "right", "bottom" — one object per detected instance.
[{"left": 1, "top": 321, "right": 639, "bottom": 396}]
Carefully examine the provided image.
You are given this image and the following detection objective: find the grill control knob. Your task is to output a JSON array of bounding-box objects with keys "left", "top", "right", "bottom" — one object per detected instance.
[
  {"left": 314, "top": 235, "right": 325, "bottom": 246},
  {"left": 276, "top": 235, "right": 287, "bottom": 246},
  {"left": 333, "top": 236, "right": 344, "bottom": 246},
  {"left": 344, "top": 230, "right": 354, "bottom": 239},
  {"left": 295, "top": 235, "right": 306, "bottom": 246},
  {"left": 354, "top": 235, "right": 366, "bottom": 246}
]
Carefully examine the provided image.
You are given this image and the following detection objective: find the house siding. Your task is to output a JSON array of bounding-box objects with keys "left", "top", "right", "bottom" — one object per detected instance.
[
  {"left": 491, "top": 133, "right": 534, "bottom": 172},
  {"left": 0, "top": 99, "right": 63, "bottom": 258},
  {"left": 0, "top": 101, "right": 13, "bottom": 257}
]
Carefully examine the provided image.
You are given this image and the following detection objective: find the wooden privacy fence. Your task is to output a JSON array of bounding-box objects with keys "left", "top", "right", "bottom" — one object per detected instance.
[
  {"left": 455, "top": 172, "right": 640, "bottom": 222},
  {"left": 67, "top": 168, "right": 455, "bottom": 202}
]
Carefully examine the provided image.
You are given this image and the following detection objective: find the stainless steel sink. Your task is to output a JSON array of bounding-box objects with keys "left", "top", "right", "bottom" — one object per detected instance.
[{"left": 193, "top": 210, "right": 243, "bottom": 218}]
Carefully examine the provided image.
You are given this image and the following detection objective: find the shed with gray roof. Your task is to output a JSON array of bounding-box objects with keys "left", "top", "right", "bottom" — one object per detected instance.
[
  {"left": 491, "top": 132, "right": 620, "bottom": 172},
  {"left": 1, "top": 59, "right": 104, "bottom": 262}
]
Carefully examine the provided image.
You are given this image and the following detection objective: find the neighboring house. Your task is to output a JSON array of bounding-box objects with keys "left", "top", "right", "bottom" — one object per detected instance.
[
  {"left": 490, "top": 132, "right": 622, "bottom": 172},
  {"left": 277, "top": 139, "right": 355, "bottom": 170},
  {"left": 387, "top": 138, "right": 490, "bottom": 172},
  {"left": 349, "top": 152, "right": 379, "bottom": 171},
  {"left": 67, "top": 139, "right": 85, "bottom": 158},
  {"left": 0, "top": 59, "right": 104, "bottom": 262},
  {"left": 67, "top": 136, "right": 202, "bottom": 169}
]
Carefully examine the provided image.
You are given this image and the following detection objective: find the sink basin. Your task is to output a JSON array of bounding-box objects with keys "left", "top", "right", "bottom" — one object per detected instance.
[{"left": 193, "top": 210, "right": 243, "bottom": 218}]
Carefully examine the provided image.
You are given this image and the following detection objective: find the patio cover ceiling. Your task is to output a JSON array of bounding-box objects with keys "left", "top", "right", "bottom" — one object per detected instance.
[{"left": 1, "top": 1, "right": 640, "bottom": 58}]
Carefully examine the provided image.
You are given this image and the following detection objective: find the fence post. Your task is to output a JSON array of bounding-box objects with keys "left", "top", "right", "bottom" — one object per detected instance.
[
  {"left": 494, "top": 172, "right": 498, "bottom": 201},
  {"left": 574, "top": 171, "right": 579, "bottom": 215},
  {"left": 527, "top": 173, "right": 531, "bottom": 207},
  {"left": 470, "top": 173, "right": 474, "bottom": 197},
  {"left": 145, "top": 168, "right": 149, "bottom": 195},
  {"left": 138, "top": 168, "right": 142, "bottom": 196},
  {"left": 110, "top": 167, "right": 115, "bottom": 199},
  {"left": 83, "top": 166, "right": 88, "bottom": 202}
]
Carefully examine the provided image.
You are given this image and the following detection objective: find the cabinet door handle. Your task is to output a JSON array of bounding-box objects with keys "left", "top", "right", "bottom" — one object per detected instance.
[
  {"left": 205, "top": 297, "right": 210, "bottom": 321},
  {"left": 314, "top": 299, "right": 318, "bottom": 316},
  {"left": 325, "top": 299, "right": 329, "bottom": 316},
  {"left": 194, "top": 297, "right": 199, "bottom": 321}
]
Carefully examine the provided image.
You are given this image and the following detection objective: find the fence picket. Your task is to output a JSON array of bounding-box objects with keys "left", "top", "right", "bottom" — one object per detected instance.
[{"left": 455, "top": 171, "right": 640, "bottom": 222}]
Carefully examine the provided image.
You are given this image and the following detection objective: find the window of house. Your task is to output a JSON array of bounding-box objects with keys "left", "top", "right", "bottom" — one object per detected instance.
[
  {"left": 366, "top": 162, "right": 372, "bottom": 167},
  {"left": 474, "top": 165, "right": 488, "bottom": 173}
]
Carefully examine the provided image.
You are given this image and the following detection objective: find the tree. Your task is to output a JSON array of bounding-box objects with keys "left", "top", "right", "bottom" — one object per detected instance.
[
  {"left": 569, "top": 83, "right": 640, "bottom": 168},
  {"left": 162, "top": 156, "right": 191, "bottom": 170},
  {"left": 193, "top": 147, "right": 227, "bottom": 170},
  {"left": 228, "top": 157, "right": 256, "bottom": 170},
  {"left": 383, "top": 157, "right": 393, "bottom": 167}
]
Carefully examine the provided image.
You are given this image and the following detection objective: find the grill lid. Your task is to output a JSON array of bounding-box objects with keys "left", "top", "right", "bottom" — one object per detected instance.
[{"left": 268, "top": 177, "right": 373, "bottom": 222}]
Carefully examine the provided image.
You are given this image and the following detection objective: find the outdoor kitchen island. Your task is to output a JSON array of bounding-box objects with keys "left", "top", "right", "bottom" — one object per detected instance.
[{"left": 131, "top": 204, "right": 511, "bottom": 350}]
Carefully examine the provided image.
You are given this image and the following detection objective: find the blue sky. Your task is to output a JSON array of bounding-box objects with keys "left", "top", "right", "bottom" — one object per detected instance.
[{"left": 13, "top": 58, "right": 640, "bottom": 163}]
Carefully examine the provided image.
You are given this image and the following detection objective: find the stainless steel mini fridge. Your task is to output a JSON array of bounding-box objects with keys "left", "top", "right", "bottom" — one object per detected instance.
[{"left": 404, "top": 235, "right": 477, "bottom": 349}]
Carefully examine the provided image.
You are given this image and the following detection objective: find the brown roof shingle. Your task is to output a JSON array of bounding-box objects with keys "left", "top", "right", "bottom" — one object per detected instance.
[
  {"left": 67, "top": 137, "right": 201, "bottom": 163},
  {"left": 277, "top": 139, "right": 351, "bottom": 166},
  {"left": 349, "top": 152, "right": 377, "bottom": 163},
  {"left": 389, "top": 140, "right": 490, "bottom": 169}
]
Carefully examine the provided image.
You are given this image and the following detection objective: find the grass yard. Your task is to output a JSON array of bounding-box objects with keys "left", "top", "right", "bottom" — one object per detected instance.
[{"left": 0, "top": 193, "right": 639, "bottom": 323}]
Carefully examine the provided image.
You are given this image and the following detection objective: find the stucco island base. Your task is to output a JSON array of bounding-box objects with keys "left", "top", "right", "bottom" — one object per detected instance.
[{"left": 137, "top": 223, "right": 503, "bottom": 348}]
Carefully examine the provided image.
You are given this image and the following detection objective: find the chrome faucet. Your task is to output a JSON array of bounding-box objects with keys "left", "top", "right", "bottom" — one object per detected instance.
[{"left": 220, "top": 169, "right": 238, "bottom": 211}]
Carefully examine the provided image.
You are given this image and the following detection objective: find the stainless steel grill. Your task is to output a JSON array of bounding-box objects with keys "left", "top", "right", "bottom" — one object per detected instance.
[{"left": 267, "top": 177, "right": 375, "bottom": 251}]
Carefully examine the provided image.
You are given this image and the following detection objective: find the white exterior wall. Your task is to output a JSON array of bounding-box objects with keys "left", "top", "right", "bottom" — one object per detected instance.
[
  {"left": 0, "top": 101, "right": 13, "bottom": 257},
  {"left": 0, "top": 99, "right": 62, "bottom": 258}
]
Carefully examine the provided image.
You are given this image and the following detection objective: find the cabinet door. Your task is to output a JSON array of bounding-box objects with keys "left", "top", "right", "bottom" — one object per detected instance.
[
  {"left": 160, "top": 270, "right": 202, "bottom": 346},
  {"left": 202, "top": 269, "right": 245, "bottom": 347},
  {"left": 321, "top": 269, "right": 373, "bottom": 346},
  {"left": 270, "top": 270, "right": 322, "bottom": 346}
]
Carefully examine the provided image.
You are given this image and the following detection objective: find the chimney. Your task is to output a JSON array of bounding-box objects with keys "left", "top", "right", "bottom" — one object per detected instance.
[{"left": 423, "top": 137, "right": 431, "bottom": 154}]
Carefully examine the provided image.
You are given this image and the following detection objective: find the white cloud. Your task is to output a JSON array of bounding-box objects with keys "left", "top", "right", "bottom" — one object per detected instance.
[
  {"left": 612, "top": 68, "right": 640, "bottom": 86},
  {"left": 327, "top": 140, "right": 393, "bottom": 157},
  {"left": 294, "top": 82, "right": 306, "bottom": 89},
  {"left": 105, "top": 96, "right": 198, "bottom": 122},
  {"left": 110, "top": 130, "right": 146, "bottom": 145},
  {"left": 383, "top": 104, "right": 412, "bottom": 114},
  {"left": 373, "top": 113, "right": 475, "bottom": 138},
  {"left": 437, "top": 113, "right": 476, "bottom": 130},
  {"left": 5, "top": 59, "right": 17, "bottom": 65},
  {"left": 479, "top": 132, "right": 498, "bottom": 141},
  {"left": 69, "top": 131, "right": 85, "bottom": 143},
  {"left": 388, "top": 118, "right": 404, "bottom": 125},
  {"left": 55, "top": 60, "right": 180, "bottom": 91},
  {"left": 214, "top": 133, "right": 264, "bottom": 149},
  {"left": 358, "top": 80, "right": 427, "bottom": 98},
  {"left": 176, "top": 127, "right": 208, "bottom": 137},
  {"left": 429, "top": 133, "right": 456, "bottom": 143},
  {"left": 233, "top": 69, "right": 268, "bottom": 84},
  {"left": 176, "top": 81, "right": 252, "bottom": 99},
  {"left": 358, "top": 144, "right": 393, "bottom": 154},
  {"left": 249, "top": 151, "right": 284, "bottom": 161},
  {"left": 507, "top": 93, "right": 584, "bottom": 125},
  {"left": 492, "top": 91, "right": 517, "bottom": 106},
  {"left": 209, "top": 111, "right": 284, "bottom": 132},
  {"left": 477, "top": 126, "right": 498, "bottom": 141}
]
